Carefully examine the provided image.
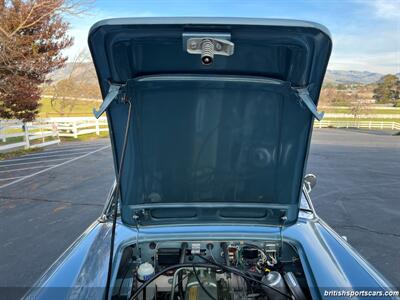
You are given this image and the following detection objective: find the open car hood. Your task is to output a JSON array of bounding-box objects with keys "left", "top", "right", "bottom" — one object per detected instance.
[{"left": 88, "top": 17, "right": 332, "bottom": 227}]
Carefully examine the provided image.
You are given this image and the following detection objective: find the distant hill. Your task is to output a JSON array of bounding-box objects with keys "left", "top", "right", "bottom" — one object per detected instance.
[
  {"left": 324, "top": 70, "right": 384, "bottom": 84},
  {"left": 47, "top": 63, "right": 398, "bottom": 85},
  {"left": 46, "top": 62, "right": 98, "bottom": 84}
]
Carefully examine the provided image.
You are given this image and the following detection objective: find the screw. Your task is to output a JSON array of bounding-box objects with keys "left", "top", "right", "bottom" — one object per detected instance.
[
  {"left": 215, "top": 42, "right": 222, "bottom": 51},
  {"left": 190, "top": 41, "right": 197, "bottom": 50}
]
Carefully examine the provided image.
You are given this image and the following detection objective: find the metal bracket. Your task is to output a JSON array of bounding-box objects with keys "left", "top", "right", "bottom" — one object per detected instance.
[
  {"left": 183, "top": 32, "right": 234, "bottom": 65},
  {"left": 293, "top": 87, "right": 324, "bottom": 121},
  {"left": 93, "top": 84, "right": 122, "bottom": 119}
]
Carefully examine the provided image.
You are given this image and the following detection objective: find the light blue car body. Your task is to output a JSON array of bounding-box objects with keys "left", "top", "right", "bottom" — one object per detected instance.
[{"left": 25, "top": 200, "right": 395, "bottom": 299}]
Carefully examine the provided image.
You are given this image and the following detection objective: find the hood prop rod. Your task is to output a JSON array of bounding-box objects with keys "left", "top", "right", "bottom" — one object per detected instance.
[
  {"left": 93, "top": 83, "right": 123, "bottom": 119},
  {"left": 293, "top": 86, "right": 325, "bottom": 121},
  {"left": 105, "top": 94, "right": 132, "bottom": 300}
]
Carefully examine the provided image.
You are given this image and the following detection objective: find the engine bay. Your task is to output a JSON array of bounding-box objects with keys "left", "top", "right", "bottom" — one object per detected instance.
[{"left": 112, "top": 240, "right": 310, "bottom": 300}]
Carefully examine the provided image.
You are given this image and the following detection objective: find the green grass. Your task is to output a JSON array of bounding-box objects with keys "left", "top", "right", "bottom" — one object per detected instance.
[
  {"left": 1, "top": 135, "right": 59, "bottom": 149},
  {"left": 323, "top": 118, "right": 400, "bottom": 122},
  {"left": 38, "top": 97, "right": 100, "bottom": 117},
  {"left": 60, "top": 131, "right": 109, "bottom": 142},
  {"left": 0, "top": 148, "right": 42, "bottom": 160},
  {"left": 0, "top": 136, "right": 24, "bottom": 145},
  {"left": 322, "top": 108, "right": 400, "bottom": 114}
]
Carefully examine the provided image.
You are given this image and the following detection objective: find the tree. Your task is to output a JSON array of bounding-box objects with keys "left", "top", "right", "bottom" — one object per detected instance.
[
  {"left": 349, "top": 93, "right": 369, "bottom": 120},
  {"left": 49, "top": 50, "right": 100, "bottom": 116},
  {"left": 320, "top": 86, "right": 350, "bottom": 105},
  {"left": 373, "top": 75, "right": 400, "bottom": 105},
  {"left": 0, "top": 0, "right": 87, "bottom": 121}
]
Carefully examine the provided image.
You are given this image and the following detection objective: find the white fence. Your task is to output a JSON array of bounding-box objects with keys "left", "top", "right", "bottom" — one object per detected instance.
[
  {"left": 49, "top": 117, "right": 108, "bottom": 138},
  {"left": 0, "top": 120, "right": 60, "bottom": 151},
  {"left": 0, "top": 117, "right": 108, "bottom": 152},
  {"left": 1, "top": 117, "right": 399, "bottom": 152},
  {"left": 314, "top": 120, "right": 400, "bottom": 130}
]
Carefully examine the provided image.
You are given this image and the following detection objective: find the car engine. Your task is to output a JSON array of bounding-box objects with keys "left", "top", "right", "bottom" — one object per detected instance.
[{"left": 113, "top": 240, "right": 310, "bottom": 300}]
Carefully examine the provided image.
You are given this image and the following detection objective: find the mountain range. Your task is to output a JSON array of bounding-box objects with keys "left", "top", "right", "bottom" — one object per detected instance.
[
  {"left": 47, "top": 63, "right": 399, "bottom": 85},
  {"left": 324, "top": 70, "right": 399, "bottom": 84}
]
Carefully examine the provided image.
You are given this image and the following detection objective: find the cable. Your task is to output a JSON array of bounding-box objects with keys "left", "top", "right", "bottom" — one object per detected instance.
[
  {"left": 192, "top": 266, "right": 217, "bottom": 300},
  {"left": 196, "top": 255, "right": 292, "bottom": 299},
  {"left": 105, "top": 99, "right": 132, "bottom": 300},
  {"left": 207, "top": 244, "right": 218, "bottom": 264},
  {"left": 174, "top": 273, "right": 189, "bottom": 291},
  {"left": 129, "top": 257, "right": 292, "bottom": 300}
]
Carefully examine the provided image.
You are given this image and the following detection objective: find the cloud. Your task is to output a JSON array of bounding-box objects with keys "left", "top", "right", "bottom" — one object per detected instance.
[
  {"left": 61, "top": 1, "right": 399, "bottom": 73},
  {"left": 356, "top": 0, "right": 400, "bottom": 19},
  {"left": 330, "top": 27, "right": 400, "bottom": 74},
  {"left": 329, "top": 51, "right": 399, "bottom": 74}
]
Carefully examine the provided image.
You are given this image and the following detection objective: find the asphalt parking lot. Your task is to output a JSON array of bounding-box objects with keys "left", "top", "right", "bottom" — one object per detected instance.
[
  {"left": 0, "top": 139, "right": 114, "bottom": 298},
  {"left": 0, "top": 129, "right": 399, "bottom": 298},
  {"left": 308, "top": 129, "right": 400, "bottom": 288}
]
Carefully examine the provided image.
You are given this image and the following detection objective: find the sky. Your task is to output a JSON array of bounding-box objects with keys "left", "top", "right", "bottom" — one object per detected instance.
[{"left": 65, "top": 0, "right": 400, "bottom": 74}]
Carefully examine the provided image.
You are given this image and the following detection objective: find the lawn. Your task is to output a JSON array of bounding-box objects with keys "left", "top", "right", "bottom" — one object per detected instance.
[
  {"left": 322, "top": 117, "right": 400, "bottom": 122},
  {"left": 322, "top": 107, "right": 400, "bottom": 115},
  {"left": 0, "top": 148, "right": 42, "bottom": 160},
  {"left": 60, "top": 131, "right": 109, "bottom": 142},
  {"left": 38, "top": 97, "right": 100, "bottom": 118}
]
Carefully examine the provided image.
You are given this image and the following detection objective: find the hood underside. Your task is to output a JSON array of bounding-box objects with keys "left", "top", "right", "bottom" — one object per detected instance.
[{"left": 88, "top": 17, "right": 332, "bottom": 226}]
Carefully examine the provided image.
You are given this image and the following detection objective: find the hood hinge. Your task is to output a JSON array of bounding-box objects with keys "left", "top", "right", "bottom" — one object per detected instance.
[
  {"left": 293, "top": 86, "right": 324, "bottom": 121},
  {"left": 93, "top": 83, "right": 125, "bottom": 119},
  {"left": 133, "top": 209, "right": 149, "bottom": 223}
]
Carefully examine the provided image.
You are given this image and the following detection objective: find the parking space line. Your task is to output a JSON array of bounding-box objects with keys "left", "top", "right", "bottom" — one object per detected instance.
[
  {"left": 0, "top": 176, "right": 24, "bottom": 182},
  {"left": 0, "top": 145, "right": 111, "bottom": 189},
  {"left": 0, "top": 158, "right": 74, "bottom": 168},
  {"left": 0, "top": 165, "right": 55, "bottom": 173}
]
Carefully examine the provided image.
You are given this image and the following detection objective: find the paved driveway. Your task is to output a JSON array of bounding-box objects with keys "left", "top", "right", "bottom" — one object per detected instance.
[
  {"left": 308, "top": 129, "right": 400, "bottom": 288},
  {"left": 0, "top": 139, "right": 114, "bottom": 298},
  {"left": 0, "top": 129, "right": 399, "bottom": 299}
]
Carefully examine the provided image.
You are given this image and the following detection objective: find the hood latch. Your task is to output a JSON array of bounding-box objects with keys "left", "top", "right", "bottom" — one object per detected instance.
[{"left": 183, "top": 32, "right": 234, "bottom": 65}]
